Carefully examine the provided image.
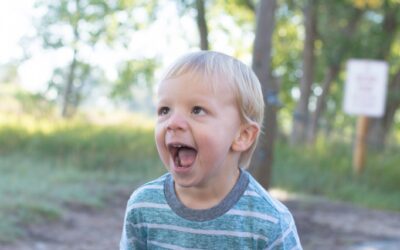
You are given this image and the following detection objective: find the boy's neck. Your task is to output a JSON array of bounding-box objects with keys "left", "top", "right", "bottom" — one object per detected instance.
[{"left": 174, "top": 168, "right": 240, "bottom": 210}]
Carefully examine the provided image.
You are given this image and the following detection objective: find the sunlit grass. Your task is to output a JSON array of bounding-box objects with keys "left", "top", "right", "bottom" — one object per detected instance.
[
  {"left": 0, "top": 113, "right": 164, "bottom": 242},
  {"left": 0, "top": 112, "right": 157, "bottom": 168}
]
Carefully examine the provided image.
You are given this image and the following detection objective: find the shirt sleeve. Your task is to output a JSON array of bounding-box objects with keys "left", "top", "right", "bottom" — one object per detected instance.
[
  {"left": 119, "top": 203, "right": 147, "bottom": 250},
  {"left": 266, "top": 212, "right": 303, "bottom": 250}
]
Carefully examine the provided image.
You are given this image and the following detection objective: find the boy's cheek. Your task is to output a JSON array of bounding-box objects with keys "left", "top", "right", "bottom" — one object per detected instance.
[
  {"left": 155, "top": 147, "right": 169, "bottom": 168},
  {"left": 155, "top": 142, "right": 170, "bottom": 166},
  {"left": 154, "top": 127, "right": 163, "bottom": 147},
  {"left": 154, "top": 134, "right": 165, "bottom": 158},
  {"left": 155, "top": 139, "right": 164, "bottom": 155}
]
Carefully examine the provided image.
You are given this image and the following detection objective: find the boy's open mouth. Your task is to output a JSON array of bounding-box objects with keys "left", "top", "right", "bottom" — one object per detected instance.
[{"left": 168, "top": 143, "right": 197, "bottom": 168}]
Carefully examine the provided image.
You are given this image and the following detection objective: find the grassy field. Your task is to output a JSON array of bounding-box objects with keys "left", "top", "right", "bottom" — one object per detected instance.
[
  {"left": 1, "top": 112, "right": 399, "bottom": 242},
  {"left": 273, "top": 139, "right": 400, "bottom": 211},
  {"left": 0, "top": 114, "right": 165, "bottom": 242}
]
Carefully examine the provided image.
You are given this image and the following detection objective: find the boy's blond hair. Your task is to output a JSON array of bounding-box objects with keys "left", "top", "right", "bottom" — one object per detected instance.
[{"left": 159, "top": 51, "right": 264, "bottom": 169}]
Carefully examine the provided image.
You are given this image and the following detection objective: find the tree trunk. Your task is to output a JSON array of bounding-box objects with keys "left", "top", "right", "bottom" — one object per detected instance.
[
  {"left": 291, "top": 0, "right": 317, "bottom": 144},
  {"left": 307, "top": 65, "right": 339, "bottom": 144},
  {"left": 367, "top": 70, "right": 400, "bottom": 149},
  {"left": 195, "top": 0, "right": 209, "bottom": 50},
  {"left": 61, "top": 0, "right": 80, "bottom": 118},
  {"left": 307, "top": 8, "right": 362, "bottom": 144},
  {"left": 250, "top": 0, "right": 277, "bottom": 189},
  {"left": 61, "top": 48, "right": 78, "bottom": 118},
  {"left": 366, "top": 4, "right": 399, "bottom": 149}
]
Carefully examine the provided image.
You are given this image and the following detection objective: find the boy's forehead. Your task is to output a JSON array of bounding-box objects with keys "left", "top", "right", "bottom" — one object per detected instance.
[{"left": 158, "top": 70, "right": 233, "bottom": 93}]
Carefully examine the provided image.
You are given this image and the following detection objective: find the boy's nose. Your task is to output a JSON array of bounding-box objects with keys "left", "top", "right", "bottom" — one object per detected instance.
[{"left": 167, "top": 112, "right": 188, "bottom": 131}]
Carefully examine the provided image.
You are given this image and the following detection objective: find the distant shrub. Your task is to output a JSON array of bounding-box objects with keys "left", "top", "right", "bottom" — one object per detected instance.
[{"left": 0, "top": 115, "right": 157, "bottom": 170}]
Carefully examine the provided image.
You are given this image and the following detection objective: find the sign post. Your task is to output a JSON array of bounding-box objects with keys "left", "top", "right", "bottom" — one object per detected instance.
[
  {"left": 353, "top": 116, "right": 369, "bottom": 174},
  {"left": 343, "top": 59, "right": 388, "bottom": 174}
]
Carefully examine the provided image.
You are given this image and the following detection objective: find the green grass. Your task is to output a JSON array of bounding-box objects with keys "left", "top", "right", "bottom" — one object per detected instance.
[
  {"left": 273, "top": 138, "right": 400, "bottom": 211},
  {"left": 1, "top": 111, "right": 399, "bottom": 242},
  {"left": 0, "top": 115, "right": 164, "bottom": 243},
  {"left": 0, "top": 153, "right": 164, "bottom": 242}
]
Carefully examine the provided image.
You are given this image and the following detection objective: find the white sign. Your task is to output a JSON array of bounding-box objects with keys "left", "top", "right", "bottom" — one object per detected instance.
[{"left": 343, "top": 59, "right": 388, "bottom": 117}]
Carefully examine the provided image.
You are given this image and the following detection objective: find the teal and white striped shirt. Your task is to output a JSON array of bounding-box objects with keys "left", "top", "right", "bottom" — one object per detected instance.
[{"left": 120, "top": 170, "right": 302, "bottom": 250}]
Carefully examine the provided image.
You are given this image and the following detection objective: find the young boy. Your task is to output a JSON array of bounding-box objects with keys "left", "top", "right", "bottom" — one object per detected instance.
[{"left": 120, "top": 51, "right": 302, "bottom": 250}]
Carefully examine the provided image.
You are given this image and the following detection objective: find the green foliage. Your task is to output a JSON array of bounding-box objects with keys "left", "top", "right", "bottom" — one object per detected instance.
[
  {"left": 215, "top": 0, "right": 255, "bottom": 24},
  {"left": 0, "top": 62, "right": 19, "bottom": 83},
  {"left": 14, "top": 91, "right": 55, "bottom": 117},
  {"left": 31, "top": 0, "right": 162, "bottom": 116},
  {"left": 47, "top": 63, "right": 105, "bottom": 108},
  {"left": 318, "top": 2, "right": 361, "bottom": 65},
  {"left": 275, "top": 0, "right": 400, "bottom": 140},
  {"left": 273, "top": 4, "right": 303, "bottom": 112},
  {"left": 34, "top": 0, "right": 126, "bottom": 48},
  {"left": 110, "top": 58, "right": 159, "bottom": 101}
]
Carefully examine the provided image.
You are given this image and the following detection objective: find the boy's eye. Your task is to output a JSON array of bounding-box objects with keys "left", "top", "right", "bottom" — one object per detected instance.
[
  {"left": 158, "top": 107, "right": 170, "bottom": 116},
  {"left": 192, "top": 106, "right": 205, "bottom": 115}
]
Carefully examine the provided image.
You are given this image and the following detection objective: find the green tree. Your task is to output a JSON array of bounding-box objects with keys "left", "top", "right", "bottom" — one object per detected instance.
[
  {"left": 175, "top": 0, "right": 210, "bottom": 50},
  {"left": 110, "top": 59, "right": 158, "bottom": 101},
  {"left": 0, "top": 61, "right": 20, "bottom": 84},
  {"left": 291, "top": 0, "right": 318, "bottom": 144},
  {"left": 177, "top": 0, "right": 256, "bottom": 52},
  {"left": 34, "top": 0, "right": 145, "bottom": 117},
  {"left": 308, "top": 2, "right": 364, "bottom": 144},
  {"left": 364, "top": 1, "right": 400, "bottom": 149}
]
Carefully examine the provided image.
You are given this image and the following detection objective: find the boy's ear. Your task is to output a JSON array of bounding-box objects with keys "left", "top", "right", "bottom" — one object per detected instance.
[{"left": 232, "top": 123, "right": 259, "bottom": 152}]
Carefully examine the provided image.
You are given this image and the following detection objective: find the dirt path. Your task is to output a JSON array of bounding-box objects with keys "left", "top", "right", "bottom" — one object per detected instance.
[
  {"left": 1, "top": 191, "right": 128, "bottom": 250},
  {"left": 284, "top": 195, "right": 400, "bottom": 250},
  {"left": 2, "top": 190, "right": 400, "bottom": 250}
]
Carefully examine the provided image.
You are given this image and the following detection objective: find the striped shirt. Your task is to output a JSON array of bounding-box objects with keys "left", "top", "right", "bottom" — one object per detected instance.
[{"left": 120, "top": 170, "right": 302, "bottom": 250}]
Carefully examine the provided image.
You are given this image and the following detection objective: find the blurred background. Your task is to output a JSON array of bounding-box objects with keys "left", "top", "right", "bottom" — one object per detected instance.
[{"left": 1, "top": 0, "right": 400, "bottom": 249}]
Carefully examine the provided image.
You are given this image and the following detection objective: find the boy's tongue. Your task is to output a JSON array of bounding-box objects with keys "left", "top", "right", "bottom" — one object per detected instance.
[{"left": 177, "top": 148, "right": 196, "bottom": 166}]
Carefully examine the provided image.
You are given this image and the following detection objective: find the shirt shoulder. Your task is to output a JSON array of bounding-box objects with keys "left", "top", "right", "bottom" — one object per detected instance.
[
  {"left": 126, "top": 173, "right": 168, "bottom": 208},
  {"left": 244, "top": 173, "right": 292, "bottom": 215},
  {"left": 240, "top": 172, "right": 302, "bottom": 249}
]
